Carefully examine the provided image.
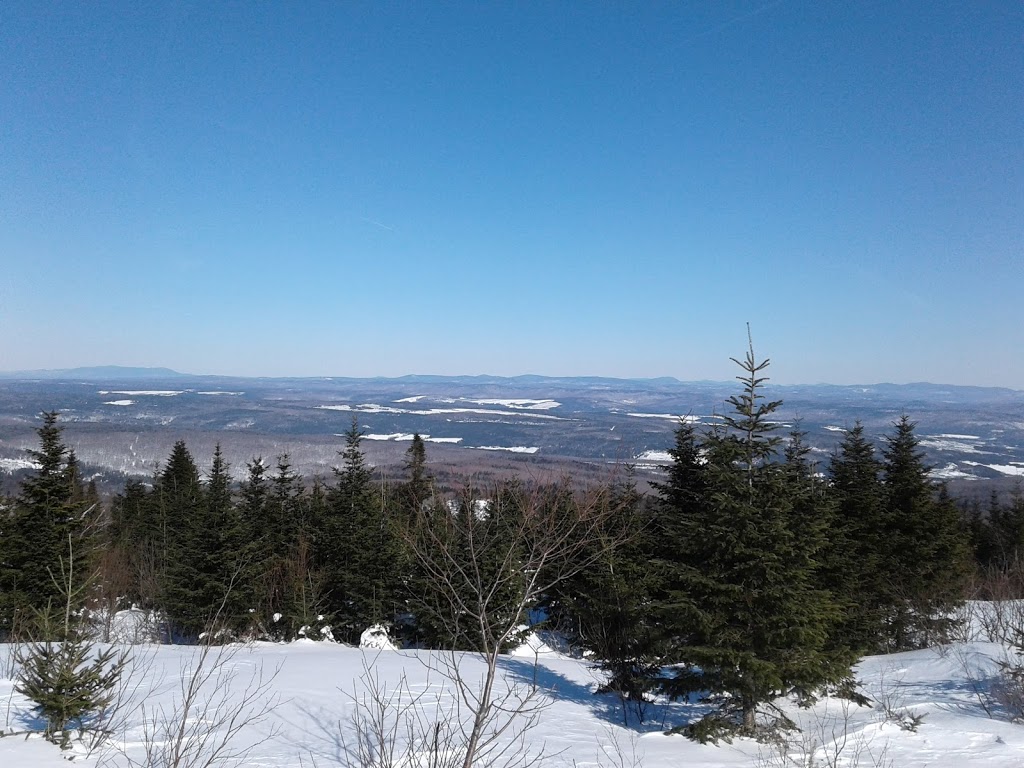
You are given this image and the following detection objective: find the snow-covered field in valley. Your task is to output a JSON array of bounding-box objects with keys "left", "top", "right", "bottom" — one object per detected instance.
[{"left": 4, "top": 628, "right": 1024, "bottom": 768}]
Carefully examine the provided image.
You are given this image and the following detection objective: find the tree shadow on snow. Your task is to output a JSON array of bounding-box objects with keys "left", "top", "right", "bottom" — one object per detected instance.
[
  {"left": 499, "top": 656, "right": 711, "bottom": 735},
  {"left": 279, "top": 700, "right": 351, "bottom": 767}
]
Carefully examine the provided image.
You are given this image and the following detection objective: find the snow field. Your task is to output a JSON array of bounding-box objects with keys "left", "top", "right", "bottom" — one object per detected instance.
[{"left": 4, "top": 629, "right": 1024, "bottom": 766}]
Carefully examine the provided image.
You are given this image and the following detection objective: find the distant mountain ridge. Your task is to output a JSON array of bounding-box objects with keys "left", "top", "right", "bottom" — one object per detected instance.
[
  {"left": 0, "top": 366, "right": 186, "bottom": 380},
  {"left": 0, "top": 367, "right": 1021, "bottom": 395}
]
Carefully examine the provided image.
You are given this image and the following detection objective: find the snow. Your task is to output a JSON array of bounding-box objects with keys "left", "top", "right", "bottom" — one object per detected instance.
[
  {"left": 824, "top": 425, "right": 846, "bottom": 432},
  {"left": 986, "top": 464, "right": 1024, "bottom": 477},
  {"left": 0, "top": 457, "right": 41, "bottom": 472},
  {"left": 921, "top": 437, "right": 991, "bottom": 455},
  {"left": 963, "top": 461, "right": 1024, "bottom": 477},
  {"left": 391, "top": 396, "right": 560, "bottom": 410},
  {"left": 356, "top": 433, "right": 463, "bottom": 444},
  {"left": 463, "top": 398, "right": 561, "bottom": 410},
  {"left": 627, "top": 413, "right": 702, "bottom": 422},
  {"left": 359, "top": 625, "right": 398, "bottom": 651},
  {"left": 5, "top": 628, "right": 1024, "bottom": 767},
  {"left": 636, "top": 450, "right": 673, "bottom": 462},
  {"left": 931, "top": 462, "right": 976, "bottom": 480},
  {"left": 97, "top": 390, "right": 184, "bottom": 396},
  {"left": 473, "top": 446, "right": 540, "bottom": 454},
  {"left": 103, "top": 400, "right": 135, "bottom": 406},
  {"left": 316, "top": 404, "right": 563, "bottom": 420}
]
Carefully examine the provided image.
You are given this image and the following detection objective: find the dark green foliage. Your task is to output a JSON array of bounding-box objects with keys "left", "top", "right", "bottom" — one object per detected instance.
[
  {"left": 103, "top": 479, "right": 156, "bottom": 613},
  {"left": 404, "top": 433, "right": 431, "bottom": 512},
  {"left": 654, "top": 344, "right": 850, "bottom": 742},
  {"left": 152, "top": 440, "right": 203, "bottom": 575},
  {"left": 14, "top": 534, "right": 130, "bottom": 749},
  {"left": 243, "top": 454, "right": 331, "bottom": 640},
  {"left": 0, "top": 413, "right": 92, "bottom": 637},
  {"left": 968, "top": 491, "right": 1024, "bottom": 572},
  {"left": 324, "top": 418, "right": 402, "bottom": 643},
  {"left": 410, "top": 481, "right": 536, "bottom": 652},
  {"left": 650, "top": 421, "right": 707, "bottom": 636},
  {"left": 161, "top": 444, "right": 250, "bottom": 639},
  {"left": 552, "top": 470, "right": 661, "bottom": 725},
  {"left": 824, "top": 422, "right": 891, "bottom": 653},
  {"left": 199, "top": 445, "right": 251, "bottom": 633},
  {"left": 879, "top": 416, "right": 970, "bottom": 649},
  {"left": 16, "top": 624, "right": 128, "bottom": 748}
]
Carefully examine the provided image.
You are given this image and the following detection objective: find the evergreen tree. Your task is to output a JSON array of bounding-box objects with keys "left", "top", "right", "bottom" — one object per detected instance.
[
  {"left": 151, "top": 441, "right": 204, "bottom": 639},
  {"left": 401, "top": 433, "right": 432, "bottom": 515},
  {"left": 0, "top": 413, "right": 89, "bottom": 636},
  {"left": 14, "top": 535, "right": 129, "bottom": 749},
  {"left": 410, "top": 480, "right": 533, "bottom": 652},
  {"left": 552, "top": 470, "right": 661, "bottom": 724},
  {"left": 243, "top": 454, "right": 322, "bottom": 640},
  {"left": 970, "top": 491, "right": 1024, "bottom": 571},
  {"left": 160, "top": 444, "right": 251, "bottom": 639},
  {"left": 239, "top": 456, "right": 270, "bottom": 536},
  {"left": 151, "top": 440, "right": 203, "bottom": 575},
  {"left": 201, "top": 445, "right": 250, "bottom": 632},
  {"left": 880, "top": 416, "right": 970, "bottom": 648},
  {"left": 650, "top": 420, "right": 708, "bottom": 639},
  {"left": 325, "top": 418, "right": 400, "bottom": 642},
  {"left": 239, "top": 456, "right": 273, "bottom": 632},
  {"left": 655, "top": 343, "right": 850, "bottom": 742},
  {"left": 825, "top": 422, "right": 890, "bottom": 653}
]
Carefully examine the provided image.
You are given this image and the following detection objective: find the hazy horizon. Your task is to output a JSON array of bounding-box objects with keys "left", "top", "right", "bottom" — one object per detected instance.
[{"left": 2, "top": 362, "right": 1023, "bottom": 392}]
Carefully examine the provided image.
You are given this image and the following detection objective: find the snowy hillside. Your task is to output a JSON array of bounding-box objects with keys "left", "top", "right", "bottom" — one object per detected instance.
[{"left": 3, "top": 629, "right": 1024, "bottom": 767}]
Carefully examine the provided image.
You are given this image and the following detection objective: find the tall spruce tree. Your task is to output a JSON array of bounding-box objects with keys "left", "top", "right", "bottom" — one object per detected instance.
[
  {"left": 0, "top": 413, "right": 90, "bottom": 636},
  {"left": 880, "top": 415, "right": 970, "bottom": 648},
  {"left": 401, "top": 433, "right": 432, "bottom": 516},
  {"left": 325, "top": 418, "right": 400, "bottom": 642},
  {"left": 152, "top": 441, "right": 204, "bottom": 639},
  {"left": 203, "top": 445, "right": 250, "bottom": 631},
  {"left": 825, "top": 422, "right": 891, "bottom": 653},
  {"left": 655, "top": 343, "right": 850, "bottom": 742},
  {"left": 552, "top": 470, "right": 661, "bottom": 725},
  {"left": 243, "top": 454, "right": 321, "bottom": 640}
]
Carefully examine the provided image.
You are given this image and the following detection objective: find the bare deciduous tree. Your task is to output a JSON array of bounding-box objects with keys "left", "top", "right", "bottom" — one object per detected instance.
[{"left": 403, "top": 481, "right": 624, "bottom": 768}]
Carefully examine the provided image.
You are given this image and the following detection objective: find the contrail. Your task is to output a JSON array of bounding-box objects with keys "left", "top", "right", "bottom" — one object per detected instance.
[
  {"left": 359, "top": 216, "right": 396, "bottom": 232},
  {"left": 680, "top": 0, "right": 788, "bottom": 45}
]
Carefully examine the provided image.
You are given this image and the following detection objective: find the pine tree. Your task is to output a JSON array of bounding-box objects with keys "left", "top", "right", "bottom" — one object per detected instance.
[
  {"left": 655, "top": 342, "right": 849, "bottom": 742},
  {"left": 200, "top": 445, "right": 250, "bottom": 633},
  {"left": 0, "top": 413, "right": 89, "bottom": 636},
  {"left": 401, "top": 433, "right": 432, "bottom": 515},
  {"left": 325, "top": 418, "right": 400, "bottom": 642},
  {"left": 553, "top": 470, "right": 661, "bottom": 725},
  {"left": 243, "top": 454, "right": 323, "bottom": 640},
  {"left": 880, "top": 416, "right": 970, "bottom": 649},
  {"left": 650, "top": 420, "right": 708, "bottom": 637},
  {"left": 152, "top": 441, "right": 204, "bottom": 639},
  {"left": 14, "top": 537, "right": 129, "bottom": 748},
  {"left": 825, "top": 422, "right": 891, "bottom": 653}
]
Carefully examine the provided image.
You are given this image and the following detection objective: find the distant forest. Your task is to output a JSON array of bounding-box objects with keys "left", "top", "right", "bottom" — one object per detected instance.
[{"left": 1, "top": 347, "right": 1020, "bottom": 740}]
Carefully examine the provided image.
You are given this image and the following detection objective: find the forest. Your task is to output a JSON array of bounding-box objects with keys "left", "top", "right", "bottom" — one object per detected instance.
[{"left": 0, "top": 346, "right": 1020, "bottom": 749}]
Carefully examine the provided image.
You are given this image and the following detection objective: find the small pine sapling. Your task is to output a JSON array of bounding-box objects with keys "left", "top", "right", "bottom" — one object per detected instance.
[{"left": 15, "top": 536, "right": 130, "bottom": 749}]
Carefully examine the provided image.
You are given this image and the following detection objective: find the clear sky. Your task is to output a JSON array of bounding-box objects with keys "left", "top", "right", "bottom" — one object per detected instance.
[{"left": 1, "top": 1, "right": 1021, "bottom": 386}]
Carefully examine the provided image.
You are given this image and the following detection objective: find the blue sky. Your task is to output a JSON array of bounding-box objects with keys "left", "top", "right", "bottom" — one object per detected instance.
[{"left": 2, "top": 1, "right": 1021, "bottom": 386}]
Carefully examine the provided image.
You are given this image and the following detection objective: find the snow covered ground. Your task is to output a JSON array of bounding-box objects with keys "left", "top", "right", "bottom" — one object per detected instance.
[{"left": 3, "top": 630, "right": 1024, "bottom": 767}]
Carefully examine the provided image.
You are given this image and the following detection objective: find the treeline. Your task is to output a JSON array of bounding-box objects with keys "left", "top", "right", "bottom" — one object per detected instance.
[{"left": 0, "top": 347, "right": 1017, "bottom": 740}]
